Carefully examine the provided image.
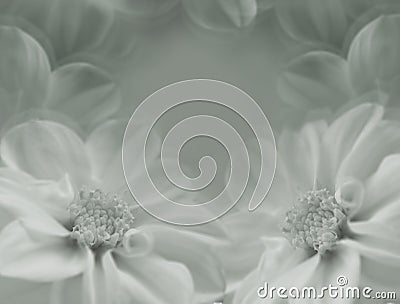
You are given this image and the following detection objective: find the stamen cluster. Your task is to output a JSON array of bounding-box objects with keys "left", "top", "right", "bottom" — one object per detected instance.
[
  {"left": 282, "top": 188, "right": 346, "bottom": 254},
  {"left": 69, "top": 189, "right": 135, "bottom": 249}
]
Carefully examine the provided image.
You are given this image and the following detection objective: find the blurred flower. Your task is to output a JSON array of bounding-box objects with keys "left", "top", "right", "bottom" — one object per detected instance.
[
  {"left": 0, "top": 25, "right": 120, "bottom": 136},
  {"left": 0, "top": 0, "right": 150, "bottom": 63},
  {"left": 229, "top": 103, "right": 400, "bottom": 303},
  {"left": 182, "top": 0, "right": 274, "bottom": 34},
  {"left": 274, "top": 0, "right": 375, "bottom": 51},
  {"left": 0, "top": 119, "right": 227, "bottom": 304},
  {"left": 278, "top": 14, "right": 400, "bottom": 115}
]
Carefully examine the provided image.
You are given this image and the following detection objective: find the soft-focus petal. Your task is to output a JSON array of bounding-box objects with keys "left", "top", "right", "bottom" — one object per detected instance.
[
  {"left": 343, "top": 0, "right": 375, "bottom": 19},
  {"left": 346, "top": 221, "right": 400, "bottom": 261},
  {"left": 343, "top": 222, "right": 400, "bottom": 292},
  {"left": 47, "top": 63, "right": 121, "bottom": 133},
  {"left": 114, "top": 254, "right": 194, "bottom": 304},
  {"left": 1, "top": 0, "right": 134, "bottom": 62},
  {"left": 81, "top": 250, "right": 119, "bottom": 304},
  {"left": 217, "top": 212, "right": 282, "bottom": 292},
  {"left": 279, "top": 120, "right": 326, "bottom": 193},
  {"left": 0, "top": 221, "right": 87, "bottom": 282},
  {"left": 348, "top": 15, "right": 400, "bottom": 94},
  {"left": 143, "top": 224, "right": 226, "bottom": 303},
  {"left": 277, "top": 51, "right": 353, "bottom": 110},
  {"left": 0, "top": 120, "right": 92, "bottom": 187},
  {"left": 303, "top": 244, "right": 360, "bottom": 304},
  {"left": 321, "top": 103, "right": 383, "bottom": 187},
  {"left": 0, "top": 174, "right": 71, "bottom": 237},
  {"left": 85, "top": 120, "right": 126, "bottom": 192},
  {"left": 360, "top": 154, "right": 400, "bottom": 220},
  {"left": 0, "top": 26, "right": 50, "bottom": 129},
  {"left": 110, "top": 0, "right": 180, "bottom": 19},
  {"left": 275, "top": 0, "right": 349, "bottom": 48},
  {"left": 183, "top": 0, "right": 257, "bottom": 33},
  {"left": 26, "top": 175, "right": 74, "bottom": 226},
  {"left": 0, "top": 276, "right": 52, "bottom": 304},
  {"left": 337, "top": 120, "right": 400, "bottom": 182}
]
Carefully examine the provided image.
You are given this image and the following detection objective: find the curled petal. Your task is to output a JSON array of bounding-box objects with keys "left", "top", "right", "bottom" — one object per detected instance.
[
  {"left": 335, "top": 177, "right": 364, "bottom": 219},
  {"left": 115, "top": 228, "right": 154, "bottom": 258}
]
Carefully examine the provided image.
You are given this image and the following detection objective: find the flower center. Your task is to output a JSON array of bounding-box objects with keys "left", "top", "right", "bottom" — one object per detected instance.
[
  {"left": 282, "top": 188, "right": 346, "bottom": 255},
  {"left": 68, "top": 189, "right": 135, "bottom": 249}
]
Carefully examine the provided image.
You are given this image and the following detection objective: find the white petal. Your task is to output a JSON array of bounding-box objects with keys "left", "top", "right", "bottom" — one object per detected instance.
[
  {"left": 360, "top": 154, "right": 400, "bottom": 220},
  {"left": 26, "top": 175, "right": 74, "bottom": 226},
  {"left": 322, "top": 103, "right": 383, "bottom": 187},
  {"left": 0, "top": 120, "right": 91, "bottom": 187},
  {"left": 0, "top": 168, "right": 73, "bottom": 230},
  {"left": 0, "top": 221, "right": 87, "bottom": 282},
  {"left": 81, "top": 250, "right": 119, "bottom": 304},
  {"left": 278, "top": 51, "right": 353, "bottom": 110},
  {"left": 0, "top": 25, "right": 50, "bottom": 127},
  {"left": 85, "top": 120, "right": 125, "bottom": 193},
  {"left": 114, "top": 227, "right": 154, "bottom": 258},
  {"left": 142, "top": 225, "right": 225, "bottom": 303},
  {"left": 344, "top": 221, "right": 400, "bottom": 266},
  {"left": 115, "top": 254, "right": 194, "bottom": 304},
  {"left": 279, "top": 120, "right": 326, "bottom": 193},
  {"left": 337, "top": 120, "right": 400, "bottom": 182},
  {"left": 232, "top": 237, "right": 309, "bottom": 304},
  {"left": 47, "top": 63, "right": 121, "bottom": 133},
  {"left": 275, "top": 0, "right": 349, "bottom": 48},
  {"left": 348, "top": 15, "right": 400, "bottom": 94},
  {"left": 0, "top": 186, "right": 70, "bottom": 238},
  {"left": 213, "top": 212, "right": 281, "bottom": 292},
  {"left": 302, "top": 244, "right": 360, "bottom": 304}
]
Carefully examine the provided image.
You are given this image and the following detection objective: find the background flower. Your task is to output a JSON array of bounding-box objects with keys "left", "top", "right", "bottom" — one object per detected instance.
[
  {"left": 277, "top": 13, "right": 400, "bottom": 117},
  {"left": 274, "top": 0, "right": 375, "bottom": 51},
  {"left": 0, "top": 25, "right": 121, "bottom": 137},
  {"left": 182, "top": 0, "right": 274, "bottom": 34},
  {"left": 0, "top": 0, "right": 143, "bottom": 64}
]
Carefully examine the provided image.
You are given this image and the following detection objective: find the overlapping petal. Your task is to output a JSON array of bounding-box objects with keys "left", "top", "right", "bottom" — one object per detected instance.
[
  {"left": 183, "top": 0, "right": 258, "bottom": 33},
  {"left": 0, "top": 120, "right": 92, "bottom": 187},
  {"left": 275, "top": 0, "right": 350, "bottom": 48},
  {"left": 0, "top": 221, "right": 88, "bottom": 282},
  {"left": 0, "top": 26, "right": 50, "bottom": 132},
  {"left": 278, "top": 51, "right": 353, "bottom": 110},
  {"left": 46, "top": 63, "right": 121, "bottom": 133},
  {"left": 348, "top": 15, "right": 400, "bottom": 94}
]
